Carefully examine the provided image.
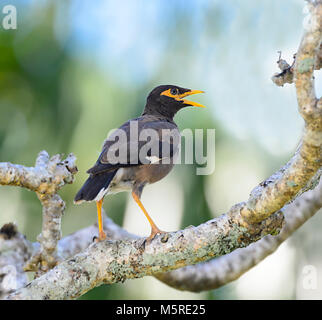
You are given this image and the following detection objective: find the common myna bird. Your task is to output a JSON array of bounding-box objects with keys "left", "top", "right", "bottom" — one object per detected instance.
[{"left": 74, "top": 85, "right": 205, "bottom": 241}]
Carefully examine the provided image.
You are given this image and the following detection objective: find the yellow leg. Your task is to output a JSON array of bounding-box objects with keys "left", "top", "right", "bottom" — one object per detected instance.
[
  {"left": 96, "top": 199, "right": 106, "bottom": 241},
  {"left": 132, "top": 191, "right": 164, "bottom": 240}
]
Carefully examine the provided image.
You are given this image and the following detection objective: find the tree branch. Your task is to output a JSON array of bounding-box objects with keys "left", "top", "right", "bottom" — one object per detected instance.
[
  {"left": 5, "top": 206, "right": 284, "bottom": 300},
  {"left": 1, "top": 174, "right": 320, "bottom": 298},
  {"left": 156, "top": 175, "right": 322, "bottom": 292},
  {"left": 241, "top": 0, "right": 322, "bottom": 224},
  {"left": 0, "top": 151, "right": 78, "bottom": 276}
]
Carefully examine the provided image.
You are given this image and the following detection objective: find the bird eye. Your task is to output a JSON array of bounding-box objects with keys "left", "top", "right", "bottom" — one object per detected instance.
[{"left": 170, "top": 88, "right": 178, "bottom": 95}]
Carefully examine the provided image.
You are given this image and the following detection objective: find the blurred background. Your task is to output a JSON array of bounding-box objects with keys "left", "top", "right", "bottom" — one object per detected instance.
[{"left": 0, "top": 0, "right": 321, "bottom": 299}]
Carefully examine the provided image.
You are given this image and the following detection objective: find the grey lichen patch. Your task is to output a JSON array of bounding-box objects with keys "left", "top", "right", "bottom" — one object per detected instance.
[
  {"left": 297, "top": 57, "right": 314, "bottom": 73},
  {"left": 107, "top": 260, "right": 134, "bottom": 282},
  {"left": 219, "top": 225, "right": 250, "bottom": 254},
  {"left": 287, "top": 180, "right": 298, "bottom": 188},
  {"left": 142, "top": 249, "right": 181, "bottom": 267}
]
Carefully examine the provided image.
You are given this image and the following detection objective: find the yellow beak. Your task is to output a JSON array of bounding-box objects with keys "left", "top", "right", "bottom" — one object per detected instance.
[{"left": 177, "top": 90, "right": 205, "bottom": 108}]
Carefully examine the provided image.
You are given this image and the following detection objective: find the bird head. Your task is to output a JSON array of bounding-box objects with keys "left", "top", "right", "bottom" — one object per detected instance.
[{"left": 143, "top": 85, "right": 205, "bottom": 119}]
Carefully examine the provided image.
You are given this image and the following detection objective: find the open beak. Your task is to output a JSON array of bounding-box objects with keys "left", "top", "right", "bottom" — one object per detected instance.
[{"left": 176, "top": 90, "right": 205, "bottom": 108}]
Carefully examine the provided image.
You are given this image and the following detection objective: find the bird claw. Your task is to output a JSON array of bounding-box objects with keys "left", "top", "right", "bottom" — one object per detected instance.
[
  {"left": 146, "top": 229, "right": 166, "bottom": 243},
  {"left": 93, "top": 231, "right": 107, "bottom": 243}
]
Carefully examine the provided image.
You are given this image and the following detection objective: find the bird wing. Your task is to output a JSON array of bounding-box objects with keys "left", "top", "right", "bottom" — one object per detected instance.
[{"left": 86, "top": 116, "right": 180, "bottom": 176}]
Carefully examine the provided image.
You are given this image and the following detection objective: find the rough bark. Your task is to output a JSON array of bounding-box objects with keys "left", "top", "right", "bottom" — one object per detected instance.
[{"left": 4, "top": 207, "right": 284, "bottom": 300}]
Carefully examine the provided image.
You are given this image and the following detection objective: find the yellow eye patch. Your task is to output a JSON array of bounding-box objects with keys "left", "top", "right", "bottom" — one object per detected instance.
[{"left": 160, "top": 88, "right": 180, "bottom": 98}]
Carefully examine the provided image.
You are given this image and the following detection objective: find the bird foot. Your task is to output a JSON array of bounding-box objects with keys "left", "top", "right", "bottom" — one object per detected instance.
[
  {"left": 94, "top": 231, "right": 107, "bottom": 242},
  {"left": 146, "top": 228, "right": 166, "bottom": 242}
]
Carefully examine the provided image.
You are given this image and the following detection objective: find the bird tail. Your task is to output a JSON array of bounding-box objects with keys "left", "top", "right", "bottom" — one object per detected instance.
[{"left": 74, "top": 170, "right": 117, "bottom": 203}]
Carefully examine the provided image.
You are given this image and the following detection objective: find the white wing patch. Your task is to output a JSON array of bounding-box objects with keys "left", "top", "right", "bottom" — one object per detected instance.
[
  {"left": 146, "top": 155, "right": 162, "bottom": 164},
  {"left": 94, "top": 187, "right": 109, "bottom": 201}
]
